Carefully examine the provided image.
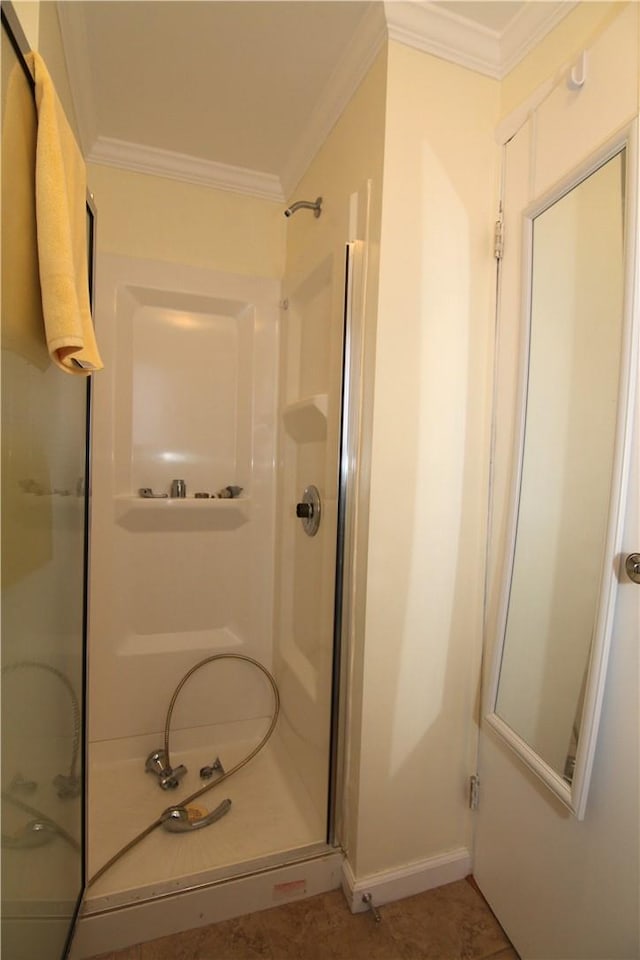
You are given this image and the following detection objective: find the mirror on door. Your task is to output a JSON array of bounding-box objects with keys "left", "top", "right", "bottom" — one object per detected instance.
[{"left": 486, "top": 128, "right": 637, "bottom": 819}]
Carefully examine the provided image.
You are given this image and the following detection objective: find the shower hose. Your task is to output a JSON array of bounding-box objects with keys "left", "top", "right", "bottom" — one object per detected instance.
[{"left": 88, "top": 653, "right": 280, "bottom": 887}]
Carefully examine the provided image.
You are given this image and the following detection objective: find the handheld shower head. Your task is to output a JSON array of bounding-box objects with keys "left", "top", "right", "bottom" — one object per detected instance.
[{"left": 284, "top": 197, "right": 322, "bottom": 219}]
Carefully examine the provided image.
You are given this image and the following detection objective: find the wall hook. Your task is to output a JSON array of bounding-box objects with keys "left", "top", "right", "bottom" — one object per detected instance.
[{"left": 567, "top": 51, "right": 587, "bottom": 90}]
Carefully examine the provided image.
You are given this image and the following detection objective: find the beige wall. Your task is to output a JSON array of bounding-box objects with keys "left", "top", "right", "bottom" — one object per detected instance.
[
  {"left": 350, "top": 41, "right": 500, "bottom": 878},
  {"left": 87, "top": 164, "right": 285, "bottom": 280}
]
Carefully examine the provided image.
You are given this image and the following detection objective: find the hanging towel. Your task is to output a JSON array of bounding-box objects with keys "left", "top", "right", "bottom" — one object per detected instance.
[
  {"left": 26, "top": 51, "right": 103, "bottom": 374},
  {"left": 1, "top": 59, "right": 50, "bottom": 370}
]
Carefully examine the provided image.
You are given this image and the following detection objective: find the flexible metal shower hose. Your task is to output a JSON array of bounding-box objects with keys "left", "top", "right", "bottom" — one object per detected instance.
[
  {"left": 87, "top": 653, "right": 280, "bottom": 887},
  {"left": 1, "top": 660, "right": 81, "bottom": 781}
]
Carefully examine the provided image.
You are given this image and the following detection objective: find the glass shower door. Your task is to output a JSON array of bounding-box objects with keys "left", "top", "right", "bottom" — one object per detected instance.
[{"left": 1, "top": 13, "right": 88, "bottom": 959}]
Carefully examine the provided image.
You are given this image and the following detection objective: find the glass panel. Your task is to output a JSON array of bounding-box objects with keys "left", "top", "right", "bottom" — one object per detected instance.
[
  {"left": 495, "top": 151, "right": 626, "bottom": 782},
  {"left": 1, "top": 23, "right": 87, "bottom": 960}
]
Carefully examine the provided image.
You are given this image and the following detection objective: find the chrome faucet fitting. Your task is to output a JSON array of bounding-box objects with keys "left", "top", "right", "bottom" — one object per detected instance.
[
  {"left": 199, "top": 756, "right": 225, "bottom": 780},
  {"left": 145, "top": 749, "right": 170, "bottom": 778},
  {"left": 145, "top": 749, "right": 188, "bottom": 790},
  {"left": 160, "top": 764, "right": 188, "bottom": 790}
]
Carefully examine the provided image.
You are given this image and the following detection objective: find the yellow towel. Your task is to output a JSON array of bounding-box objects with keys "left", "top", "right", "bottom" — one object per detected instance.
[
  {"left": 1, "top": 59, "right": 50, "bottom": 370},
  {"left": 26, "top": 51, "right": 103, "bottom": 374}
]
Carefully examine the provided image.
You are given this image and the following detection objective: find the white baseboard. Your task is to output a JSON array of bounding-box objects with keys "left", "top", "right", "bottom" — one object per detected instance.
[
  {"left": 69, "top": 850, "right": 343, "bottom": 959},
  {"left": 341, "top": 847, "right": 472, "bottom": 914}
]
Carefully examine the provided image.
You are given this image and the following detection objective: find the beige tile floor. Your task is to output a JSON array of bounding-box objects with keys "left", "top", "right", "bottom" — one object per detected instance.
[{"left": 88, "top": 877, "right": 520, "bottom": 960}]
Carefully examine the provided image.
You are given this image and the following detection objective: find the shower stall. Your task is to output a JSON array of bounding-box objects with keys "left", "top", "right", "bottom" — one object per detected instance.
[
  {"left": 74, "top": 221, "right": 353, "bottom": 950},
  {"left": 1, "top": 5, "right": 371, "bottom": 954}
]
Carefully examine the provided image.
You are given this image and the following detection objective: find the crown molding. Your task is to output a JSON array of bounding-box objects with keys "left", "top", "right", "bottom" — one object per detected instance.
[
  {"left": 384, "top": 1, "right": 576, "bottom": 81},
  {"left": 385, "top": 1, "right": 503, "bottom": 78},
  {"left": 280, "top": 1, "right": 387, "bottom": 198},
  {"left": 88, "top": 137, "right": 284, "bottom": 202}
]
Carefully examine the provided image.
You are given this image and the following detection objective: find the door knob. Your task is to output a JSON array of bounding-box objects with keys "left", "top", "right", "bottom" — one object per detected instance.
[{"left": 625, "top": 553, "right": 640, "bottom": 584}]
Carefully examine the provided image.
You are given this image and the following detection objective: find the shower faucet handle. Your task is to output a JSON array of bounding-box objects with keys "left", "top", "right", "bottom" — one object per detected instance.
[
  {"left": 145, "top": 749, "right": 188, "bottom": 789},
  {"left": 160, "top": 764, "right": 187, "bottom": 790},
  {"left": 146, "top": 749, "right": 170, "bottom": 777}
]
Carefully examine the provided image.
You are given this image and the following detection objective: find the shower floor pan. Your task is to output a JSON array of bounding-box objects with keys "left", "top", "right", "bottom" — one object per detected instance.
[{"left": 86, "top": 730, "right": 327, "bottom": 914}]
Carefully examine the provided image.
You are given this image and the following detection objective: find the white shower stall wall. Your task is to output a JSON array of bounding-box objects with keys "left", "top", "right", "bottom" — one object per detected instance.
[
  {"left": 90, "top": 255, "right": 279, "bottom": 744},
  {"left": 86, "top": 254, "right": 332, "bottom": 911}
]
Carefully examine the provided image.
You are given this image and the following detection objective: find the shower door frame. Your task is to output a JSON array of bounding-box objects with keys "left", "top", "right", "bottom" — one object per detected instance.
[{"left": 327, "top": 232, "right": 370, "bottom": 850}]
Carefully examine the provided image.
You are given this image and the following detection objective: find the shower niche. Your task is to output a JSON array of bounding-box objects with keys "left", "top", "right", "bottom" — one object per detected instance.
[{"left": 114, "top": 284, "right": 253, "bottom": 527}]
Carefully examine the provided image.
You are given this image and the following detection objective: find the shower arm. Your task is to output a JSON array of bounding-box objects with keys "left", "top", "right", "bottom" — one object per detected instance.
[{"left": 284, "top": 196, "right": 322, "bottom": 219}]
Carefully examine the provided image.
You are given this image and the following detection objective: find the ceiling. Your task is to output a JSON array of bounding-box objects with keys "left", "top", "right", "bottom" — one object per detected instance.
[{"left": 57, "top": 1, "right": 576, "bottom": 201}]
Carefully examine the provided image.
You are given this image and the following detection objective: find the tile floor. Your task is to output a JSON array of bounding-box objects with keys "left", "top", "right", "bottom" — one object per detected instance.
[{"left": 88, "top": 877, "right": 520, "bottom": 960}]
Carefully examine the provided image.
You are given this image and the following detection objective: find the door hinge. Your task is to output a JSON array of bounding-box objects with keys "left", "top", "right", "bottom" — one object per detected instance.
[
  {"left": 493, "top": 217, "right": 504, "bottom": 260},
  {"left": 469, "top": 774, "right": 480, "bottom": 810}
]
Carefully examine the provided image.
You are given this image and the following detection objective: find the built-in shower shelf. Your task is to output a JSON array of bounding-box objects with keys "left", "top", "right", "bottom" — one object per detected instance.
[
  {"left": 114, "top": 496, "right": 251, "bottom": 532},
  {"left": 282, "top": 394, "right": 328, "bottom": 442}
]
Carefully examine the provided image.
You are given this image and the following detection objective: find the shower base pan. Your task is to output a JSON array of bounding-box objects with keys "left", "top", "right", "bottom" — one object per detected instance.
[{"left": 71, "top": 728, "right": 341, "bottom": 957}]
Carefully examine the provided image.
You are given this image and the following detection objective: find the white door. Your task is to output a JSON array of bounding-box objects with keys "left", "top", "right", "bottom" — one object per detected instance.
[
  {"left": 473, "top": 10, "right": 639, "bottom": 958},
  {"left": 474, "top": 353, "right": 638, "bottom": 959}
]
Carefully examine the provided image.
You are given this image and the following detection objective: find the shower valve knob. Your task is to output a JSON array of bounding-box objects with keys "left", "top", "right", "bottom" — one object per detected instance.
[{"left": 296, "top": 485, "right": 321, "bottom": 536}]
